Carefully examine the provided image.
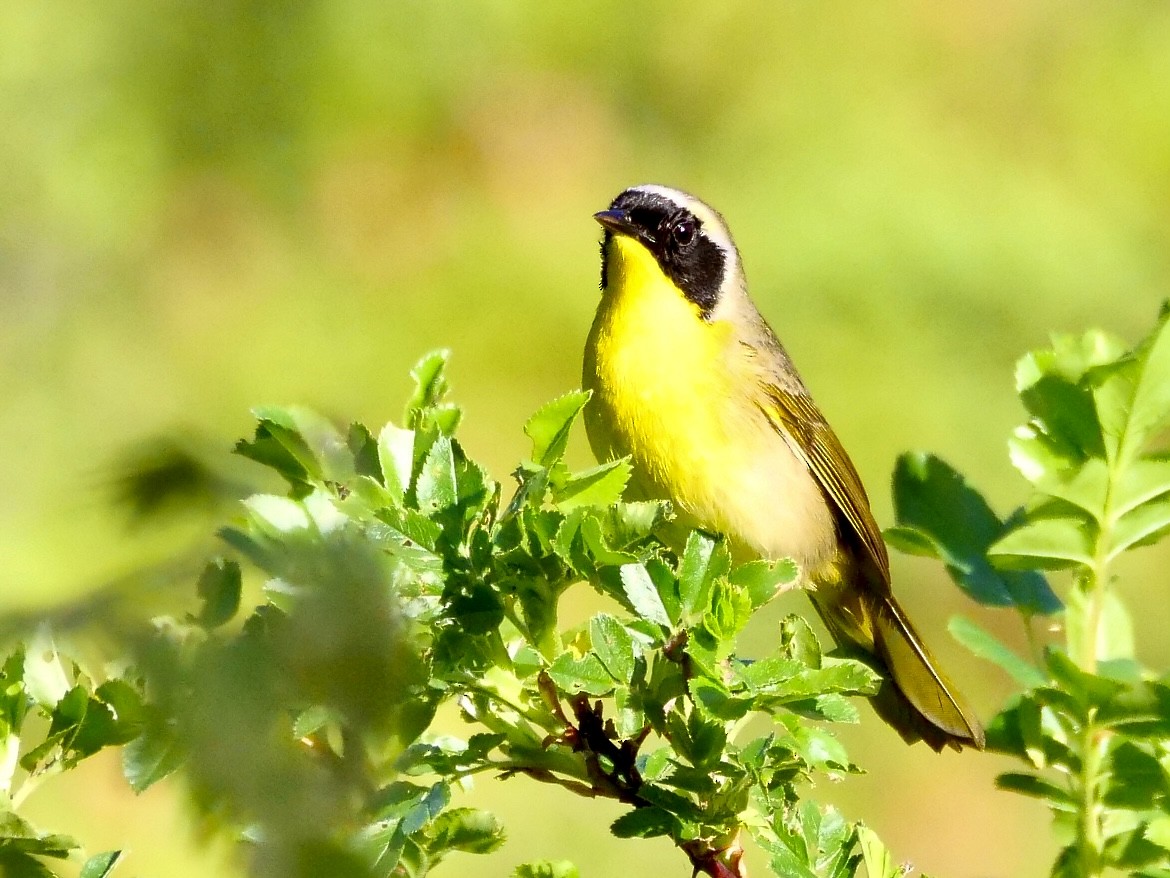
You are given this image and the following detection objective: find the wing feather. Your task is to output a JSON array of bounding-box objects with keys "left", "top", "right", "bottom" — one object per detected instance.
[{"left": 757, "top": 385, "right": 891, "bottom": 582}]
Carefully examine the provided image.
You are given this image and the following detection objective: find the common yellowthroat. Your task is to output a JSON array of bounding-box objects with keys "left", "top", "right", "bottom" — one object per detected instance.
[{"left": 582, "top": 184, "right": 984, "bottom": 751}]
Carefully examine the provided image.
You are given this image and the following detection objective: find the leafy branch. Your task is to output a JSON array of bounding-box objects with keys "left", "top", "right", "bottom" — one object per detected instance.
[
  {"left": 889, "top": 305, "right": 1170, "bottom": 878},
  {"left": 0, "top": 351, "right": 911, "bottom": 878}
]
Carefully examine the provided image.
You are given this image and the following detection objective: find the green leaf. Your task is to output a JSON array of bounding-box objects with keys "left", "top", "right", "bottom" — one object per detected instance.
[
  {"left": 989, "top": 513, "right": 1095, "bottom": 569},
  {"left": 948, "top": 616, "right": 1045, "bottom": 687},
  {"left": 1045, "top": 649, "right": 1126, "bottom": 711},
  {"left": 80, "top": 851, "right": 122, "bottom": 878},
  {"left": 619, "top": 563, "right": 672, "bottom": 629},
  {"left": 1093, "top": 307, "right": 1170, "bottom": 466},
  {"left": 678, "top": 531, "right": 720, "bottom": 618},
  {"left": 1008, "top": 428, "right": 1109, "bottom": 520},
  {"left": 554, "top": 459, "right": 631, "bottom": 510},
  {"left": 378, "top": 422, "right": 416, "bottom": 500},
  {"left": 0, "top": 850, "right": 59, "bottom": 878},
  {"left": 778, "top": 615, "right": 822, "bottom": 668},
  {"left": 1103, "top": 742, "right": 1168, "bottom": 809},
  {"left": 1146, "top": 816, "right": 1170, "bottom": 852},
  {"left": 404, "top": 350, "right": 459, "bottom": 432},
  {"left": 243, "top": 494, "right": 311, "bottom": 533},
  {"left": 1109, "top": 494, "right": 1170, "bottom": 560},
  {"left": 424, "top": 808, "right": 505, "bottom": 855},
  {"left": 996, "top": 772, "right": 1078, "bottom": 810},
  {"left": 512, "top": 861, "right": 580, "bottom": 878},
  {"left": 194, "top": 559, "right": 242, "bottom": 629},
  {"left": 1113, "top": 457, "right": 1170, "bottom": 519},
  {"left": 730, "top": 557, "right": 798, "bottom": 608},
  {"left": 122, "top": 712, "right": 184, "bottom": 793},
  {"left": 589, "top": 614, "right": 636, "bottom": 685},
  {"left": 856, "top": 825, "right": 899, "bottom": 878},
  {"left": 609, "top": 806, "right": 679, "bottom": 839},
  {"left": 547, "top": 652, "right": 614, "bottom": 696},
  {"left": 701, "top": 580, "right": 753, "bottom": 653},
  {"left": 1016, "top": 337, "right": 1114, "bottom": 459},
  {"left": 524, "top": 392, "right": 589, "bottom": 468},
  {"left": 880, "top": 525, "right": 940, "bottom": 558},
  {"left": 416, "top": 435, "right": 458, "bottom": 515},
  {"left": 23, "top": 627, "right": 70, "bottom": 709},
  {"left": 891, "top": 453, "right": 1060, "bottom": 612}
]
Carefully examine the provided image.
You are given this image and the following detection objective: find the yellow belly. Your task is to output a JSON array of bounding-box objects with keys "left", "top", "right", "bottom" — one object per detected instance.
[{"left": 582, "top": 237, "right": 836, "bottom": 570}]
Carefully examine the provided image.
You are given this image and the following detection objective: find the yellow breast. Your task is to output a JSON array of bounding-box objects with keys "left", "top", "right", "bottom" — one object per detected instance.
[{"left": 582, "top": 236, "right": 837, "bottom": 570}]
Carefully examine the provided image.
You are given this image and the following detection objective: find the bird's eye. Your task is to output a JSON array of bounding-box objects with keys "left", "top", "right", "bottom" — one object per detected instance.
[{"left": 672, "top": 218, "right": 696, "bottom": 247}]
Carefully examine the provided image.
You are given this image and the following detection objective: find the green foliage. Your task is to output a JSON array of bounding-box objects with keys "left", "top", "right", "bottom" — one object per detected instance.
[
  {"left": 0, "top": 350, "right": 903, "bottom": 878},
  {"left": 0, "top": 631, "right": 139, "bottom": 876},
  {"left": 890, "top": 306, "right": 1170, "bottom": 878}
]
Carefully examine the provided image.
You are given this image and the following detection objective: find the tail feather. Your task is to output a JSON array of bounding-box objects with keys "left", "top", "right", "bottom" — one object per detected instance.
[
  {"left": 872, "top": 594, "right": 985, "bottom": 750},
  {"left": 810, "top": 587, "right": 985, "bottom": 752}
]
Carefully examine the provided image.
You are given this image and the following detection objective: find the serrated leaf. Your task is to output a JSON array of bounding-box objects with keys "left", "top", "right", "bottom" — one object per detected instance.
[
  {"left": 554, "top": 459, "right": 631, "bottom": 510},
  {"left": 609, "top": 806, "right": 678, "bottom": 839},
  {"left": 404, "top": 350, "right": 455, "bottom": 428},
  {"left": 948, "top": 615, "right": 1045, "bottom": 687},
  {"left": 730, "top": 557, "right": 798, "bottom": 608},
  {"left": 546, "top": 653, "right": 614, "bottom": 696},
  {"left": 425, "top": 808, "right": 505, "bottom": 855},
  {"left": 1010, "top": 428, "right": 1110, "bottom": 520},
  {"left": 378, "top": 423, "right": 416, "bottom": 500},
  {"left": 589, "top": 614, "right": 636, "bottom": 685},
  {"left": 778, "top": 615, "right": 822, "bottom": 668},
  {"left": 525, "top": 392, "right": 589, "bottom": 467},
  {"left": 416, "top": 435, "right": 457, "bottom": 515},
  {"left": 123, "top": 714, "right": 184, "bottom": 793},
  {"left": 619, "top": 563, "right": 672, "bottom": 629},
  {"left": 678, "top": 531, "right": 719, "bottom": 618},
  {"left": 1146, "top": 816, "right": 1170, "bottom": 852}
]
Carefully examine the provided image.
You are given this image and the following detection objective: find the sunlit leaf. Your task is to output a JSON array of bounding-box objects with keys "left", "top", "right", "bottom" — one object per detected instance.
[
  {"left": 589, "top": 614, "right": 636, "bottom": 685},
  {"left": 378, "top": 422, "right": 416, "bottom": 500},
  {"left": 547, "top": 652, "right": 614, "bottom": 696},
  {"left": 524, "top": 391, "right": 589, "bottom": 467},
  {"left": 989, "top": 513, "right": 1095, "bottom": 569},
  {"left": 554, "top": 458, "right": 631, "bottom": 510},
  {"left": 620, "top": 563, "right": 672, "bottom": 629}
]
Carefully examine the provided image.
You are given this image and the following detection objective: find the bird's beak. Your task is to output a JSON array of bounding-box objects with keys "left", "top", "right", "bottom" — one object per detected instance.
[{"left": 593, "top": 209, "right": 640, "bottom": 239}]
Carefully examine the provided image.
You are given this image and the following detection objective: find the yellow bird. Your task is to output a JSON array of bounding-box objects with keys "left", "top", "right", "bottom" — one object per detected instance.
[{"left": 582, "top": 184, "right": 984, "bottom": 751}]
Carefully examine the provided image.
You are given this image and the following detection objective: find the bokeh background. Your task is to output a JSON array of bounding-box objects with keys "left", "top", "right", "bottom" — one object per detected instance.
[{"left": 3, "top": 2, "right": 1170, "bottom": 876}]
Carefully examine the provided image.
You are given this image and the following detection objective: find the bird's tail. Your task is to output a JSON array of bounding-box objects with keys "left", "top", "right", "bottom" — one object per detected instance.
[{"left": 810, "top": 587, "right": 985, "bottom": 752}]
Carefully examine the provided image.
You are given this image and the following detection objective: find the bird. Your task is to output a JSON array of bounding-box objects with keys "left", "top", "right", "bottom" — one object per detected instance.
[{"left": 581, "top": 184, "right": 984, "bottom": 751}]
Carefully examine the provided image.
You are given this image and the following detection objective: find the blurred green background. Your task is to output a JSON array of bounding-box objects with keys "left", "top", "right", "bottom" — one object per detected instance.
[{"left": 3, "top": 2, "right": 1170, "bottom": 876}]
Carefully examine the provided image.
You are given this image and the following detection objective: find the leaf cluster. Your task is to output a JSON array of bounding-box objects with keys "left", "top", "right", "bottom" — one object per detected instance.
[
  {"left": 890, "top": 307, "right": 1170, "bottom": 877},
  {"left": 0, "top": 349, "right": 923, "bottom": 878}
]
